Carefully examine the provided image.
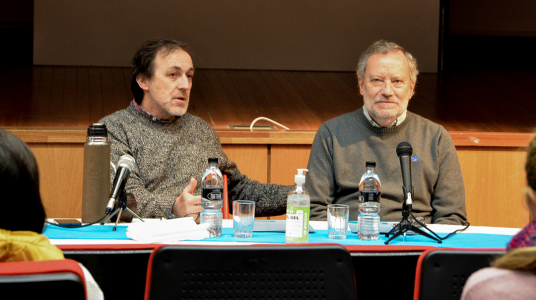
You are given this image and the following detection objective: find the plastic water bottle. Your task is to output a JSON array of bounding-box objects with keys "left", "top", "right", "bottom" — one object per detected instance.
[
  {"left": 200, "top": 158, "right": 223, "bottom": 237},
  {"left": 358, "top": 161, "right": 381, "bottom": 241}
]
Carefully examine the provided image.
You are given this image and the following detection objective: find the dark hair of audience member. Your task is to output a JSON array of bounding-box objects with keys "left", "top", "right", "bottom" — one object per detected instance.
[
  {"left": 525, "top": 136, "right": 536, "bottom": 192},
  {"left": 131, "top": 38, "right": 190, "bottom": 104},
  {"left": 0, "top": 130, "right": 46, "bottom": 233}
]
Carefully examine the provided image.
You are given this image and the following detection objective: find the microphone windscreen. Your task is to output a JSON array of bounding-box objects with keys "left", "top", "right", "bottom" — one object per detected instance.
[
  {"left": 396, "top": 142, "right": 413, "bottom": 157},
  {"left": 117, "top": 154, "right": 135, "bottom": 171}
]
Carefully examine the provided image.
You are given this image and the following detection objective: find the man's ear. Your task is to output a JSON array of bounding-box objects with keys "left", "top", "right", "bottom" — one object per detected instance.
[
  {"left": 528, "top": 187, "right": 536, "bottom": 204},
  {"left": 409, "top": 80, "right": 416, "bottom": 98},
  {"left": 526, "top": 187, "right": 536, "bottom": 220},
  {"left": 136, "top": 74, "right": 149, "bottom": 91},
  {"left": 357, "top": 75, "right": 364, "bottom": 96}
]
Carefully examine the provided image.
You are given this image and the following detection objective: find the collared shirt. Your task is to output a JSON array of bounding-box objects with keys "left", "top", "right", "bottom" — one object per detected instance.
[
  {"left": 132, "top": 100, "right": 176, "bottom": 123},
  {"left": 362, "top": 105, "right": 407, "bottom": 128}
]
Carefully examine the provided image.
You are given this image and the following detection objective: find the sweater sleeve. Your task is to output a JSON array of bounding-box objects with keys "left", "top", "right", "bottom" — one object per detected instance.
[
  {"left": 305, "top": 124, "right": 335, "bottom": 221},
  {"left": 196, "top": 127, "right": 292, "bottom": 217},
  {"left": 101, "top": 116, "right": 177, "bottom": 219},
  {"left": 220, "top": 158, "right": 292, "bottom": 217},
  {"left": 430, "top": 127, "right": 468, "bottom": 224}
]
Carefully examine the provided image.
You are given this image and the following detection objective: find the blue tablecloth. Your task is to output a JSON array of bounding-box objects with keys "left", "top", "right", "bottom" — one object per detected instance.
[
  {"left": 44, "top": 224, "right": 128, "bottom": 240},
  {"left": 44, "top": 224, "right": 512, "bottom": 249}
]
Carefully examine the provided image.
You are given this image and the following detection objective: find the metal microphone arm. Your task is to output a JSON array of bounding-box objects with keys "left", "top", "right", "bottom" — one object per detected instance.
[{"left": 402, "top": 186, "right": 413, "bottom": 213}]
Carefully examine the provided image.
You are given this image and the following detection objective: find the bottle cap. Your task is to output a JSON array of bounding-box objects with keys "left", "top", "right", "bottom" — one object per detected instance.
[
  {"left": 87, "top": 123, "right": 108, "bottom": 137},
  {"left": 295, "top": 169, "right": 308, "bottom": 186},
  {"left": 366, "top": 161, "right": 376, "bottom": 168},
  {"left": 208, "top": 158, "right": 218, "bottom": 165}
]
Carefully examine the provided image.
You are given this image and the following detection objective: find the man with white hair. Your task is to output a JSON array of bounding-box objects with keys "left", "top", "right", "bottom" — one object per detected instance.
[{"left": 305, "top": 40, "right": 467, "bottom": 225}]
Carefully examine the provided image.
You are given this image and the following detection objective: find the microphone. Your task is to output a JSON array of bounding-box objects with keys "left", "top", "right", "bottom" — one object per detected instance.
[
  {"left": 396, "top": 142, "right": 413, "bottom": 209},
  {"left": 105, "top": 154, "right": 136, "bottom": 214}
]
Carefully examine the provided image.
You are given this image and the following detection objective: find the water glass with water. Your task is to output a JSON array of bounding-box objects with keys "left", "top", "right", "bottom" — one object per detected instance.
[
  {"left": 327, "top": 204, "right": 349, "bottom": 239},
  {"left": 233, "top": 200, "right": 255, "bottom": 238}
]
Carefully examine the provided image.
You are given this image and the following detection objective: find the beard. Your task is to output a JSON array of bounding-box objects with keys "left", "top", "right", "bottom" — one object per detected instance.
[{"left": 366, "top": 95, "right": 410, "bottom": 121}]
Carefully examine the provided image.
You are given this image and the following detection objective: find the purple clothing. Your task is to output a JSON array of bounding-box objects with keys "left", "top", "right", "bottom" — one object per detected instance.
[{"left": 507, "top": 219, "right": 536, "bottom": 251}]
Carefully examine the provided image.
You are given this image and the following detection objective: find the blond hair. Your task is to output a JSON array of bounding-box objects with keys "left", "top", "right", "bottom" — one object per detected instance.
[{"left": 492, "top": 246, "right": 536, "bottom": 272}]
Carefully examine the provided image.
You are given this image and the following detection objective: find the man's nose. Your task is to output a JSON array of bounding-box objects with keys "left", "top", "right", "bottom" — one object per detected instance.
[
  {"left": 177, "top": 75, "right": 191, "bottom": 90},
  {"left": 381, "top": 81, "right": 394, "bottom": 97}
]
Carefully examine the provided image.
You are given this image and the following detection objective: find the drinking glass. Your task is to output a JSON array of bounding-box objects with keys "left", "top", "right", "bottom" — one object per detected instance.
[
  {"left": 327, "top": 204, "right": 349, "bottom": 239},
  {"left": 233, "top": 200, "right": 255, "bottom": 238}
]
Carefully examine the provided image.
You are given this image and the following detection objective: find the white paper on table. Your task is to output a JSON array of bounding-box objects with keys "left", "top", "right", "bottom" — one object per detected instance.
[{"left": 126, "top": 218, "right": 210, "bottom": 243}]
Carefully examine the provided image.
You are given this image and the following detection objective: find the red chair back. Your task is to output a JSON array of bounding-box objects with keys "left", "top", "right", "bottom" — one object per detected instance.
[
  {"left": 413, "top": 248, "right": 505, "bottom": 300},
  {"left": 0, "top": 259, "right": 86, "bottom": 300}
]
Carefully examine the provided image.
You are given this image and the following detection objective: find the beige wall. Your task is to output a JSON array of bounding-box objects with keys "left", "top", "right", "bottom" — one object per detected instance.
[{"left": 34, "top": 0, "right": 439, "bottom": 72}]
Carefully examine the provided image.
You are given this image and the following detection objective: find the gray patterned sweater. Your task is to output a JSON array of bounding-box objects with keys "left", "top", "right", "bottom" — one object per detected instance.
[
  {"left": 305, "top": 108, "right": 467, "bottom": 225},
  {"left": 100, "top": 102, "right": 291, "bottom": 218}
]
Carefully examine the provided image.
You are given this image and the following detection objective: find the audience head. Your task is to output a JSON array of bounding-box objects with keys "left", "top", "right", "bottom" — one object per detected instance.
[
  {"left": 464, "top": 140, "right": 536, "bottom": 299},
  {"left": 525, "top": 136, "right": 536, "bottom": 220},
  {"left": 504, "top": 135, "right": 536, "bottom": 252},
  {"left": 496, "top": 135, "right": 536, "bottom": 271},
  {"left": 492, "top": 246, "right": 536, "bottom": 271},
  {"left": 0, "top": 130, "right": 46, "bottom": 233},
  {"left": 131, "top": 38, "right": 190, "bottom": 104}
]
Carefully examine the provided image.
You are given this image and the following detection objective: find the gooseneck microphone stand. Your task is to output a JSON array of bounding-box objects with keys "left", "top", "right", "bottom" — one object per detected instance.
[
  {"left": 384, "top": 186, "right": 442, "bottom": 245},
  {"left": 101, "top": 188, "right": 144, "bottom": 231}
]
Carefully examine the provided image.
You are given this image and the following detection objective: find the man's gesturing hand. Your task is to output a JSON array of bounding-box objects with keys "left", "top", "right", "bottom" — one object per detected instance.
[{"left": 172, "top": 177, "right": 202, "bottom": 220}]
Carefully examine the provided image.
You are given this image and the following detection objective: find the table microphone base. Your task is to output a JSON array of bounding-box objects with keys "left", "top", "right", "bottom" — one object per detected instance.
[
  {"left": 102, "top": 207, "right": 144, "bottom": 231},
  {"left": 101, "top": 189, "right": 144, "bottom": 231},
  {"left": 385, "top": 212, "right": 442, "bottom": 245}
]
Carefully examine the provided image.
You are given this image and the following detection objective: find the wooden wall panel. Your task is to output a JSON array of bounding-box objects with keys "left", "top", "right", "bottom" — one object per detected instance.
[
  {"left": 222, "top": 144, "right": 268, "bottom": 183},
  {"left": 29, "top": 143, "right": 84, "bottom": 218},
  {"left": 271, "top": 145, "right": 311, "bottom": 185},
  {"left": 269, "top": 145, "right": 311, "bottom": 220},
  {"left": 457, "top": 146, "right": 529, "bottom": 228},
  {"left": 222, "top": 144, "right": 270, "bottom": 219}
]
